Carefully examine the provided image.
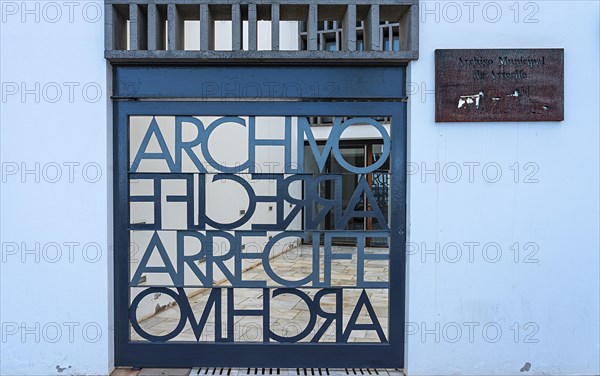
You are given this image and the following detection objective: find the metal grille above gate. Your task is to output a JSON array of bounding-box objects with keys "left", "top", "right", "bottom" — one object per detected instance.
[{"left": 105, "top": 0, "right": 419, "bottom": 63}]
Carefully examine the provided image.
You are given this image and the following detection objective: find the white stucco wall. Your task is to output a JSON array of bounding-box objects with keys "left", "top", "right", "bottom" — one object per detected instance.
[
  {"left": 1, "top": 0, "right": 598, "bottom": 375},
  {"left": 406, "top": 1, "right": 599, "bottom": 375},
  {"left": 0, "top": 1, "right": 112, "bottom": 375}
]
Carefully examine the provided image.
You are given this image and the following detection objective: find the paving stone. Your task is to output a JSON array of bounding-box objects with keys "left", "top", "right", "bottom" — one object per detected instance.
[
  {"left": 383, "top": 369, "right": 405, "bottom": 376},
  {"left": 111, "top": 367, "right": 141, "bottom": 376}
]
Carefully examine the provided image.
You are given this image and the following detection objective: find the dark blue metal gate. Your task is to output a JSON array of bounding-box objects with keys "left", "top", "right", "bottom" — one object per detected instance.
[{"left": 113, "top": 65, "right": 406, "bottom": 368}]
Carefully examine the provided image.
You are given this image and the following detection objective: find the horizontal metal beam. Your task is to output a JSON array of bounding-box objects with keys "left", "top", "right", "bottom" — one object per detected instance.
[
  {"left": 106, "top": 0, "right": 416, "bottom": 5},
  {"left": 106, "top": 50, "right": 418, "bottom": 63},
  {"left": 112, "top": 65, "right": 407, "bottom": 99}
]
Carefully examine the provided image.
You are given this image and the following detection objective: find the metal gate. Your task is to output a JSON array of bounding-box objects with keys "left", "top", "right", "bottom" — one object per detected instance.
[{"left": 113, "top": 65, "right": 406, "bottom": 368}]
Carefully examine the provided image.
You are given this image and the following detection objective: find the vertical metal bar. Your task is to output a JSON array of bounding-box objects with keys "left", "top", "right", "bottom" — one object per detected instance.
[
  {"left": 110, "top": 5, "right": 128, "bottom": 50},
  {"left": 365, "top": 4, "right": 380, "bottom": 51},
  {"left": 167, "top": 3, "right": 184, "bottom": 50},
  {"left": 105, "top": 3, "right": 114, "bottom": 50},
  {"left": 334, "top": 22, "right": 340, "bottom": 50},
  {"left": 200, "top": 3, "right": 214, "bottom": 50},
  {"left": 342, "top": 4, "right": 356, "bottom": 51},
  {"left": 366, "top": 143, "right": 373, "bottom": 247},
  {"left": 307, "top": 4, "right": 318, "bottom": 51},
  {"left": 147, "top": 4, "right": 157, "bottom": 50},
  {"left": 129, "top": 4, "right": 138, "bottom": 50},
  {"left": 389, "top": 102, "right": 407, "bottom": 373},
  {"left": 139, "top": 6, "right": 148, "bottom": 50},
  {"left": 271, "top": 4, "right": 280, "bottom": 51},
  {"left": 400, "top": 4, "right": 419, "bottom": 53},
  {"left": 231, "top": 3, "right": 242, "bottom": 50},
  {"left": 112, "top": 101, "right": 130, "bottom": 366},
  {"left": 248, "top": 4, "right": 257, "bottom": 51},
  {"left": 129, "top": 4, "right": 147, "bottom": 50},
  {"left": 147, "top": 4, "right": 166, "bottom": 50}
]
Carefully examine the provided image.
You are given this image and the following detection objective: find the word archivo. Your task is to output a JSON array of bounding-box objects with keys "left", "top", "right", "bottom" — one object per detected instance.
[{"left": 128, "top": 116, "right": 392, "bottom": 343}]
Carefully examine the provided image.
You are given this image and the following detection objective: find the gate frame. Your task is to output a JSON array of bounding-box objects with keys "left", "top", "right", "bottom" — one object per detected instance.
[{"left": 112, "top": 65, "right": 407, "bottom": 368}]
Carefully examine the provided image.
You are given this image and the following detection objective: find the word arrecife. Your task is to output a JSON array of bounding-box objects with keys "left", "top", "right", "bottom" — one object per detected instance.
[
  {"left": 129, "top": 173, "right": 388, "bottom": 231},
  {"left": 131, "top": 230, "right": 389, "bottom": 288}
]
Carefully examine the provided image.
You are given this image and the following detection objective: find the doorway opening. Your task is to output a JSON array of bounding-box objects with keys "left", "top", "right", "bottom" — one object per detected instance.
[{"left": 305, "top": 139, "right": 390, "bottom": 247}]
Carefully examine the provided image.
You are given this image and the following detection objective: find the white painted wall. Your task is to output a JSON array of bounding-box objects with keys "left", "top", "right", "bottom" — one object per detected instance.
[
  {"left": 406, "top": 1, "right": 599, "bottom": 374},
  {"left": 0, "top": 1, "right": 111, "bottom": 375},
  {"left": 0, "top": 0, "right": 598, "bottom": 375}
]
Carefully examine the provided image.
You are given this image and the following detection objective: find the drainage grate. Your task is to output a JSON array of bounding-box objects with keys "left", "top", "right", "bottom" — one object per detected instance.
[{"left": 189, "top": 369, "right": 404, "bottom": 376}]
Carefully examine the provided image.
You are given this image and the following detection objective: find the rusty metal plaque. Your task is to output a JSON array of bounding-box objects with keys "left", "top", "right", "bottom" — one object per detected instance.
[{"left": 435, "top": 49, "right": 564, "bottom": 122}]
